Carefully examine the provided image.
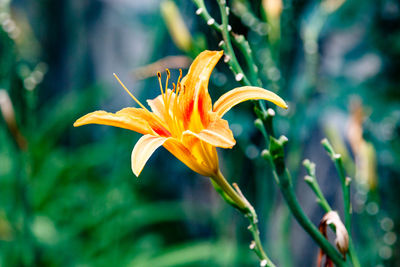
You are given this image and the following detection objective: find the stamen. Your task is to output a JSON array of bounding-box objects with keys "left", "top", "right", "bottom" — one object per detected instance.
[
  {"left": 177, "top": 69, "right": 182, "bottom": 84},
  {"left": 172, "top": 84, "right": 183, "bottom": 133},
  {"left": 165, "top": 69, "right": 172, "bottom": 109},
  {"left": 165, "top": 69, "right": 171, "bottom": 90},
  {"left": 113, "top": 73, "right": 149, "bottom": 111},
  {"left": 175, "top": 82, "right": 180, "bottom": 96},
  {"left": 171, "top": 82, "right": 178, "bottom": 118},
  {"left": 165, "top": 69, "right": 170, "bottom": 90},
  {"left": 157, "top": 71, "right": 165, "bottom": 98}
]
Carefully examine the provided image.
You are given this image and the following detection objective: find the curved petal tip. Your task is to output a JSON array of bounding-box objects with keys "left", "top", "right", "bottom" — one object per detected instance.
[
  {"left": 213, "top": 86, "right": 288, "bottom": 117},
  {"left": 131, "top": 135, "right": 166, "bottom": 177}
]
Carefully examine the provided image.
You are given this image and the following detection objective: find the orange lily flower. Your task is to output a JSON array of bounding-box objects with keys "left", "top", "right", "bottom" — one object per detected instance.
[{"left": 74, "top": 50, "right": 287, "bottom": 177}]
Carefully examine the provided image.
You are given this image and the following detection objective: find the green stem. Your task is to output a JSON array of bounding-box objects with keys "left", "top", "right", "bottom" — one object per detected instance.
[
  {"left": 216, "top": 0, "right": 251, "bottom": 85},
  {"left": 193, "top": 0, "right": 253, "bottom": 86},
  {"left": 263, "top": 154, "right": 346, "bottom": 267},
  {"left": 304, "top": 156, "right": 361, "bottom": 267},
  {"left": 211, "top": 170, "right": 247, "bottom": 212},
  {"left": 193, "top": 0, "right": 269, "bottom": 116},
  {"left": 303, "top": 159, "right": 332, "bottom": 213},
  {"left": 322, "top": 139, "right": 351, "bottom": 229},
  {"left": 211, "top": 170, "right": 276, "bottom": 267},
  {"left": 321, "top": 138, "right": 361, "bottom": 267}
]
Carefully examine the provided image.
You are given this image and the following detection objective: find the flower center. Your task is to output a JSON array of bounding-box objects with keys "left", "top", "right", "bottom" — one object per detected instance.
[{"left": 157, "top": 69, "right": 186, "bottom": 138}]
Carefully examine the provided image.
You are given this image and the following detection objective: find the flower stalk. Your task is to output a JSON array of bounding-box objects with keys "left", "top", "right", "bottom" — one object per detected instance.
[{"left": 210, "top": 170, "right": 276, "bottom": 267}]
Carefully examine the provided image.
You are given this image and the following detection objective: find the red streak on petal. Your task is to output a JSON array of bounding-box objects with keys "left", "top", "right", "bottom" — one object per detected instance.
[
  {"left": 197, "top": 90, "right": 209, "bottom": 126},
  {"left": 183, "top": 99, "right": 194, "bottom": 129},
  {"left": 152, "top": 125, "right": 172, "bottom": 137}
]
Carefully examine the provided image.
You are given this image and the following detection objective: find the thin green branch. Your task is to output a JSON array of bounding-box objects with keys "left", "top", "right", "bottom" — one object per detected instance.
[
  {"left": 193, "top": 0, "right": 261, "bottom": 86},
  {"left": 262, "top": 138, "right": 347, "bottom": 267},
  {"left": 193, "top": 0, "right": 269, "bottom": 116},
  {"left": 303, "top": 159, "right": 332, "bottom": 212},
  {"left": 321, "top": 138, "right": 361, "bottom": 267},
  {"left": 216, "top": 0, "right": 251, "bottom": 85},
  {"left": 321, "top": 138, "right": 351, "bottom": 229}
]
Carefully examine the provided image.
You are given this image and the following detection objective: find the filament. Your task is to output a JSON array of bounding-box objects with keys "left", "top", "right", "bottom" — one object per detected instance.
[{"left": 113, "top": 73, "right": 149, "bottom": 111}]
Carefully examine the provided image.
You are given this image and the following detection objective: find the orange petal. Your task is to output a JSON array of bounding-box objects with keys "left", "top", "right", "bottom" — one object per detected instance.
[
  {"left": 182, "top": 117, "right": 235, "bottom": 148},
  {"left": 131, "top": 135, "right": 166, "bottom": 177},
  {"left": 147, "top": 89, "right": 176, "bottom": 122},
  {"left": 118, "top": 108, "right": 171, "bottom": 137},
  {"left": 73, "top": 109, "right": 154, "bottom": 135},
  {"left": 180, "top": 50, "right": 223, "bottom": 127},
  {"left": 163, "top": 138, "right": 214, "bottom": 176},
  {"left": 213, "top": 86, "right": 288, "bottom": 117}
]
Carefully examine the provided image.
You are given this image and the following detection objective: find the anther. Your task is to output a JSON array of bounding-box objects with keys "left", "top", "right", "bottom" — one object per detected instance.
[
  {"left": 179, "top": 69, "right": 182, "bottom": 80},
  {"left": 166, "top": 68, "right": 170, "bottom": 78},
  {"left": 157, "top": 71, "right": 165, "bottom": 98}
]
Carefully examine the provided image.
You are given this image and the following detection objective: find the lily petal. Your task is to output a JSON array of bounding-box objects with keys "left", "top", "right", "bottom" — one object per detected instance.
[
  {"left": 131, "top": 135, "right": 166, "bottom": 177},
  {"left": 118, "top": 108, "right": 171, "bottom": 137},
  {"left": 147, "top": 89, "right": 176, "bottom": 122},
  {"left": 182, "top": 117, "right": 235, "bottom": 148},
  {"left": 213, "top": 86, "right": 288, "bottom": 117},
  {"left": 73, "top": 109, "right": 154, "bottom": 135},
  {"left": 163, "top": 138, "right": 214, "bottom": 176},
  {"left": 180, "top": 50, "right": 223, "bottom": 127}
]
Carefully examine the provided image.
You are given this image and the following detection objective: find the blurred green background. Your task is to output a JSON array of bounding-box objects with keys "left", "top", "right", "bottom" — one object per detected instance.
[{"left": 0, "top": 0, "right": 399, "bottom": 266}]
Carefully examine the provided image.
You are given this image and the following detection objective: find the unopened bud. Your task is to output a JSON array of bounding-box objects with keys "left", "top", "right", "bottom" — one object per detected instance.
[
  {"left": 249, "top": 241, "right": 256, "bottom": 250},
  {"left": 235, "top": 73, "right": 244, "bottom": 82},
  {"left": 321, "top": 0, "right": 346, "bottom": 14},
  {"left": 0, "top": 90, "right": 27, "bottom": 149},
  {"left": 0, "top": 90, "right": 16, "bottom": 130},
  {"left": 207, "top": 18, "right": 215, "bottom": 25},
  {"left": 262, "top": 0, "right": 283, "bottom": 19},
  {"left": 261, "top": 149, "right": 271, "bottom": 160},
  {"left": 278, "top": 135, "right": 288, "bottom": 145},
  {"left": 254, "top": 118, "right": 264, "bottom": 130},
  {"left": 267, "top": 108, "right": 275, "bottom": 117},
  {"left": 161, "top": 0, "right": 192, "bottom": 52}
]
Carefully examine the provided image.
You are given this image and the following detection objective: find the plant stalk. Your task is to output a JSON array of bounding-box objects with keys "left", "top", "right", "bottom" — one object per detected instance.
[{"left": 211, "top": 170, "right": 276, "bottom": 267}]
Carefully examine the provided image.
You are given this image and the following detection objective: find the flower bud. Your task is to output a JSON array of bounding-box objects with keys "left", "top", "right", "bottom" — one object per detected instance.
[
  {"left": 262, "top": 0, "right": 283, "bottom": 20},
  {"left": 321, "top": 0, "right": 346, "bottom": 14},
  {"left": 160, "top": 0, "right": 192, "bottom": 52},
  {"left": 0, "top": 90, "right": 27, "bottom": 149}
]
